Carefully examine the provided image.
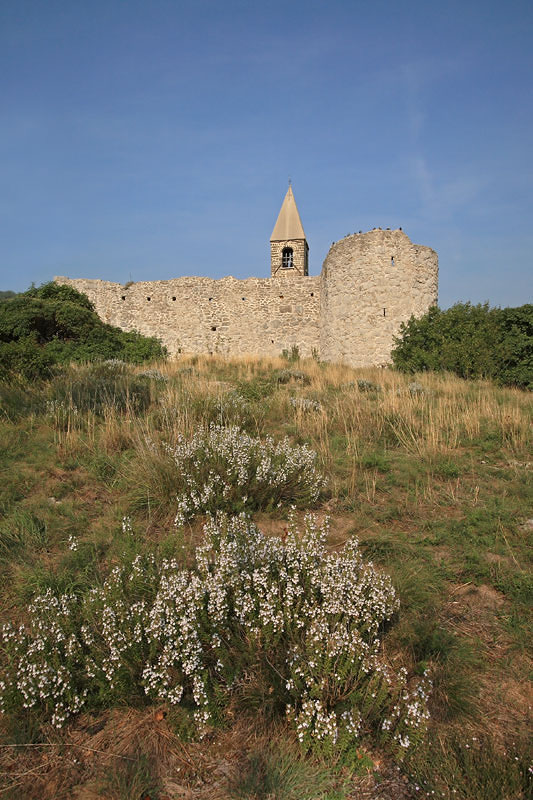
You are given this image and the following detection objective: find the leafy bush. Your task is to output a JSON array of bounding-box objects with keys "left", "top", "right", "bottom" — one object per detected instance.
[
  {"left": 391, "top": 302, "right": 532, "bottom": 389},
  {"left": 496, "top": 304, "right": 533, "bottom": 389},
  {"left": 0, "top": 334, "right": 55, "bottom": 381},
  {"left": 0, "top": 282, "right": 166, "bottom": 379},
  {"left": 0, "top": 514, "right": 430, "bottom": 756}
]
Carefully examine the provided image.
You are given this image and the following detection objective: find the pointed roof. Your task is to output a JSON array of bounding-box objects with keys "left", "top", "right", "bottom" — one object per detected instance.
[{"left": 270, "top": 185, "right": 306, "bottom": 241}]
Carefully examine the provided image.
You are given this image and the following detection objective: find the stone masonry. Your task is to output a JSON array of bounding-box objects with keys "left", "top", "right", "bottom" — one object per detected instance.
[
  {"left": 55, "top": 229, "right": 437, "bottom": 366},
  {"left": 270, "top": 239, "right": 309, "bottom": 277},
  {"left": 55, "top": 274, "right": 321, "bottom": 359},
  {"left": 319, "top": 229, "right": 438, "bottom": 366},
  {"left": 54, "top": 189, "right": 438, "bottom": 366}
]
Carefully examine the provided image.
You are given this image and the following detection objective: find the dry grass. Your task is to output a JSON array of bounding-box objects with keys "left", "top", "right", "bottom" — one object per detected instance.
[{"left": 0, "top": 354, "right": 531, "bottom": 799}]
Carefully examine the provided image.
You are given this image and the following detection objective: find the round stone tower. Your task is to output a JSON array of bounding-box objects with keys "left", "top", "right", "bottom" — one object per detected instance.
[{"left": 319, "top": 229, "right": 438, "bottom": 367}]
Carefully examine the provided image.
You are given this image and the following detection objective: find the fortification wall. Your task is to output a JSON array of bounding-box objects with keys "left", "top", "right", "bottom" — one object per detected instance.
[
  {"left": 319, "top": 229, "right": 438, "bottom": 367},
  {"left": 55, "top": 228, "right": 437, "bottom": 366},
  {"left": 54, "top": 275, "right": 321, "bottom": 358}
]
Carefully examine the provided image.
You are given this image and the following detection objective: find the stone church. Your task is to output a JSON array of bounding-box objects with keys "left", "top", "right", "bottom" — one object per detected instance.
[{"left": 55, "top": 186, "right": 438, "bottom": 367}]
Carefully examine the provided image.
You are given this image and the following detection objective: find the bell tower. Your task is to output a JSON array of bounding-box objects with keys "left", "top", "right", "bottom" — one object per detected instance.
[{"left": 270, "top": 183, "right": 309, "bottom": 277}]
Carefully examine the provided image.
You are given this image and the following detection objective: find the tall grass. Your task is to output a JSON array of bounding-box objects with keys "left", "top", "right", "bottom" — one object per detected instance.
[{"left": 0, "top": 354, "right": 530, "bottom": 798}]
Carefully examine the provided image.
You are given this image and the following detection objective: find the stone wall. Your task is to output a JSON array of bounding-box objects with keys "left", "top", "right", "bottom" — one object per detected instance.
[
  {"left": 270, "top": 239, "right": 309, "bottom": 277},
  {"left": 55, "top": 228, "right": 437, "bottom": 366},
  {"left": 319, "top": 229, "right": 438, "bottom": 366},
  {"left": 54, "top": 275, "right": 321, "bottom": 358}
]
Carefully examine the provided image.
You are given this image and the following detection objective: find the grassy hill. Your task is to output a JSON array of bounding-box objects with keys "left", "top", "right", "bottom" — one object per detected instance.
[{"left": 0, "top": 356, "right": 530, "bottom": 799}]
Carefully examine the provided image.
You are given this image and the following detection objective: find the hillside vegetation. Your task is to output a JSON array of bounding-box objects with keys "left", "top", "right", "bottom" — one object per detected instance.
[
  {"left": 392, "top": 302, "right": 533, "bottom": 390},
  {"left": 0, "top": 283, "right": 166, "bottom": 379},
  {"left": 0, "top": 355, "right": 530, "bottom": 799}
]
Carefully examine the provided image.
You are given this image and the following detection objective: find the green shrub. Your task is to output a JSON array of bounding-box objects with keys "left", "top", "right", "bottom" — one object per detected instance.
[
  {"left": 391, "top": 302, "right": 532, "bottom": 389},
  {"left": 0, "top": 334, "right": 55, "bottom": 381},
  {"left": 496, "top": 304, "right": 533, "bottom": 389},
  {"left": 0, "top": 282, "right": 166, "bottom": 379},
  {"left": 0, "top": 291, "right": 17, "bottom": 304}
]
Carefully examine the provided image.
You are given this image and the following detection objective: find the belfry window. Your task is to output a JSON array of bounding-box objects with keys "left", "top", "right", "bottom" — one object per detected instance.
[{"left": 282, "top": 247, "right": 294, "bottom": 269}]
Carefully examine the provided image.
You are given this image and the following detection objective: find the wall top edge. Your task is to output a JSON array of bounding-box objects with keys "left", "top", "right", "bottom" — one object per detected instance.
[{"left": 55, "top": 275, "right": 321, "bottom": 288}]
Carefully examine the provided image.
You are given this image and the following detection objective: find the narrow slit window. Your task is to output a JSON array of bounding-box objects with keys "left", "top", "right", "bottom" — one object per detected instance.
[
  {"left": 282, "top": 247, "right": 294, "bottom": 269},
  {"left": 383, "top": 308, "right": 386, "bottom": 317},
  {"left": 391, "top": 256, "right": 395, "bottom": 266}
]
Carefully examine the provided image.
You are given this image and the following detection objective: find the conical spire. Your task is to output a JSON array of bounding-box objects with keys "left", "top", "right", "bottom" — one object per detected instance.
[{"left": 270, "top": 184, "right": 306, "bottom": 241}]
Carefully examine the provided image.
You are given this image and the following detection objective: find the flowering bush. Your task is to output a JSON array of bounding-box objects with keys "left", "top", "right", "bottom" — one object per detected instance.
[
  {"left": 138, "top": 368, "right": 168, "bottom": 383},
  {"left": 213, "top": 391, "right": 255, "bottom": 429},
  {"left": 289, "top": 396, "right": 323, "bottom": 413},
  {"left": 166, "top": 424, "right": 325, "bottom": 525},
  {"left": 0, "top": 514, "right": 429, "bottom": 755}
]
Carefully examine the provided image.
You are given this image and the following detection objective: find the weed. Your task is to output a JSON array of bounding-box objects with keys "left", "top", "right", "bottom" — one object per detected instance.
[
  {"left": 236, "top": 376, "right": 276, "bottom": 401},
  {"left": 49, "top": 363, "right": 152, "bottom": 418},
  {"left": 360, "top": 452, "right": 391, "bottom": 472},
  {"left": 229, "top": 739, "right": 348, "bottom": 799},
  {"left": 357, "top": 379, "right": 381, "bottom": 393},
  {"left": 407, "top": 730, "right": 532, "bottom": 800},
  {"left": 99, "top": 752, "right": 161, "bottom": 800},
  {"left": 281, "top": 345, "right": 301, "bottom": 363},
  {"left": 275, "top": 368, "right": 311, "bottom": 385},
  {"left": 433, "top": 459, "right": 462, "bottom": 479},
  {"left": 401, "top": 619, "right": 480, "bottom": 720},
  {"left": 0, "top": 510, "right": 48, "bottom": 561}
]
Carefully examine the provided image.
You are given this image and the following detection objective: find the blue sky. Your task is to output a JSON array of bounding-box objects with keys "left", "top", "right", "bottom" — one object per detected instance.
[{"left": 1, "top": 0, "right": 532, "bottom": 307}]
